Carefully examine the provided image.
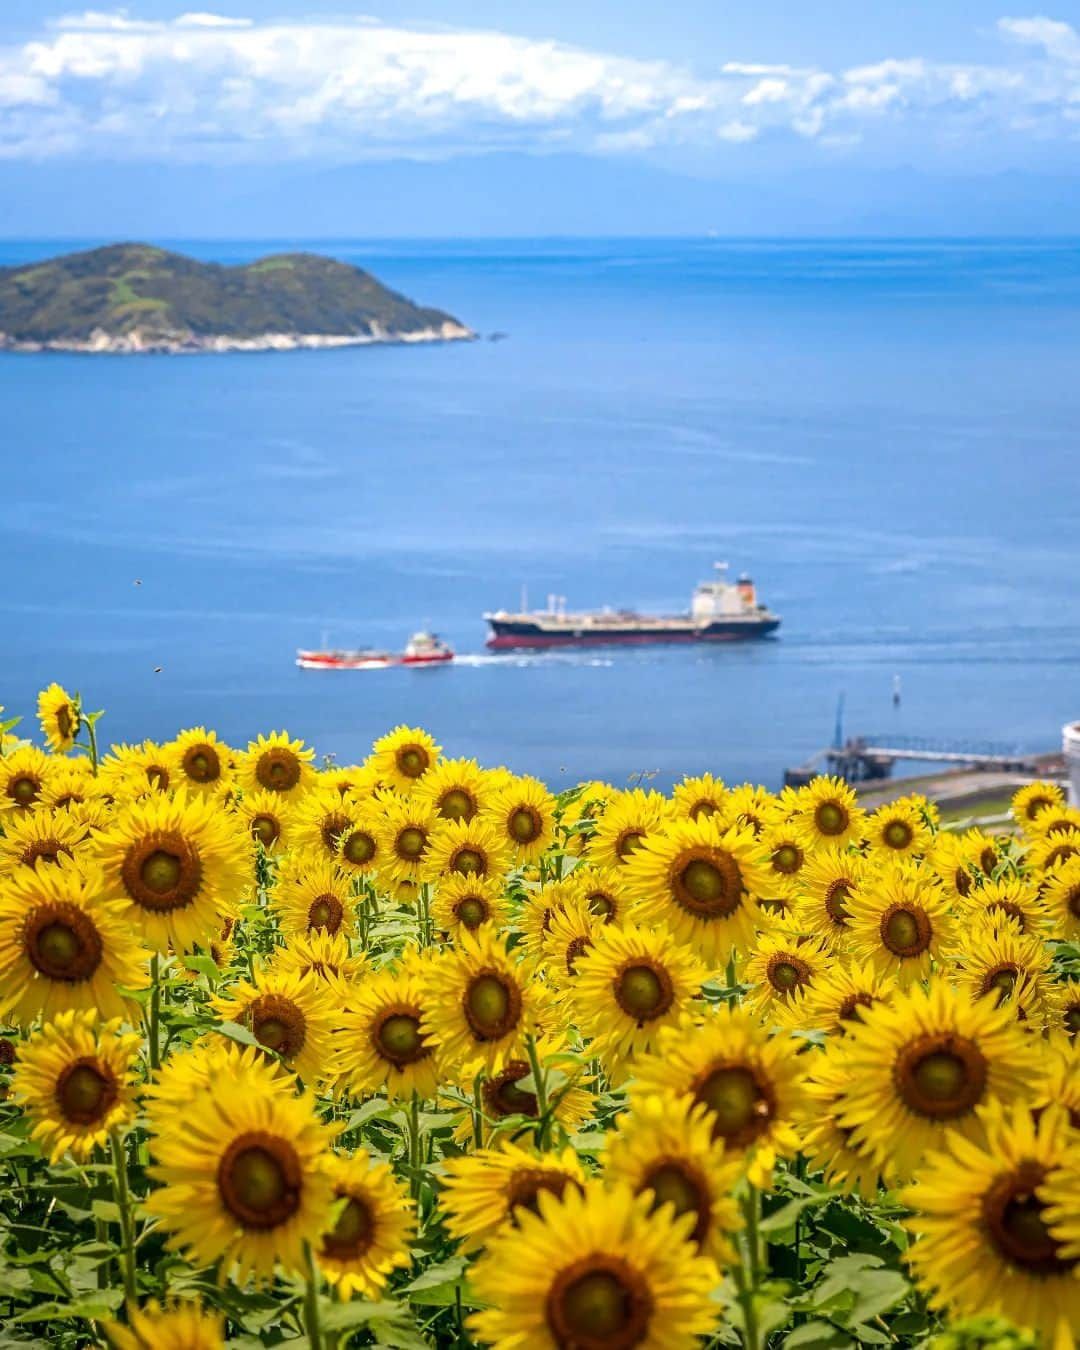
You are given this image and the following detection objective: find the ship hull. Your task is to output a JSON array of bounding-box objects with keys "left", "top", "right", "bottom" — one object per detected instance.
[{"left": 485, "top": 618, "right": 780, "bottom": 650}]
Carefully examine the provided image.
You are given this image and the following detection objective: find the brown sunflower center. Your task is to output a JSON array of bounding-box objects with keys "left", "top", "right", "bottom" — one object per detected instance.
[
  {"left": 954, "top": 867, "right": 972, "bottom": 897},
  {"left": 440, "top": 788, "right": 476, "bottom": 822},
  {"left": 452, "top": 847, "right": 486, "bottom": 877},
  {"left": 689, "top": 799, "right": 718, "bottom": 821},
  {"left": 547, "top": 1256, "right": 653, "bottom": 1350},
  {"left": 395, "top": 826, "right": 428, "bottom": 860},
  {"left": 218, "top": 1131, "right": 302, "bottom": 1229},
  {"left": 506, "top": 1168, "right": 579, "bottom": 1222},
  {"left": 55, "top": 705, "right": 74, "bottom": 739},
  {"left": 182, "top": 744, "right": 220, "bottom": 784},
  {"left": 485, "top": 1061, "right": 538, "bottom": 1118},
  {"left": 1025, "top": 794, "right": 1055, "bottom": 821},
  {"left": 614, "top": 961, "right": 674, "bottom": 1023},
  {"left": 1065, "top": 885, "right": 1080, "bottom": 920},
  {"left": 693, "top": 1064, "right": 774, "bottom": 1148},
  {"left": 987, "top": 900, "right": 1026, "bottom": 931},
  {"left": 614, "top": 828, "right": 645, "bottom": 861},
  {"left": 20, "top": 838, "right": 72, "bottom": 868},
  {"left": 671, "top": 849, "right": 743, "bottom": 918},
  {"left": 121, "top": 832, "right": 203, "bottom": 914},
  {"left": 464, "top": 971, "right": 522, "bottom": 1041},
  {"left": 882, "top": 819, "right": 914, "bottom": 850},
  {"left": 772, "top": 844, "right": 804, "bottom": 876},
  {"left": 55, "top": 1058, "right": 117, "bottom": 1125},
  {"left": 307, "top": 895, "right": 344, "bottom": 933},
  {"left": 895, "top": 1033, "right": 987, "bottom": 1119},
  {"left": 565, "top": 935, "right": 592, "bottom": 973},
  {"left": 815, "top": 801, "right": 848, "bottom": 836},
  {"left": 320, "top": 813, "right": 350, "bottom": 853},
  {"left": 256, "top": 748, "right": 301, "bottom": 793},
  {"left": 251, "top": 813, "right": 281, "bottom": 846},
  {"left": 1044, "top": 843, "right": 1078, "bottom": 869},
  {"left": 146, "top": 764, "right": 170, "bottom": 791},
  {"left": 767, "top": 954, "right": 811, "bottom": 995},
  {"left": 586, "top": 891, "right": 616, "bottom": 921},
  {"left": 979, "top": 846, "right": 998, "bottom": 875},
  {"left": 396, "top": 745, "right": 430, "bottom": 779},
  {"left": 837, "top": 992, "right": 876, "bottom": 1025},
  {"left": 981, "top": 963, "right": 1019, "bottom": 1003},
  {"left": 981, "top": 1163, "right": 1074, "bottom": 1275},
  {"left": 9, "top": 773, "right": 42, "bottom": 807},
  {"left": 322, "top": 1194, "right": 374, "bottom": 1260},
  {"left": 375, "top": 1011, "right": 431, "bottom": 1067},
  {"left": 880, "top": 904, "right": 932, "bottom": 957},
  {"left": 248, "top": 994, "right": 306, "bottom": 1060},
  {"left": 0, "top": 1039, "right": 15, "bottom": 1067},
  {"left": 454, "top": 896, "right": 488, "bottom": 929},
  {"left": 25, "top": 904, "right": 103, "bottom": 982},
  {"left": 642, "top": 1159, "right": 709, "bottom": 1245},
  {"left": 509, "top": 806, "right": 543, "bottom": 845},
  {"left": 824, "top": 879, "right": 852, "bottom": 925},
  {"left": 342, "top": 830, "right": 376, "bottom": 865}
]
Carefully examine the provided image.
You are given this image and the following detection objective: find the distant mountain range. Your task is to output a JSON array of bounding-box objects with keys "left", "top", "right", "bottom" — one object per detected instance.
[{"left": 0, "top": 243, "right": 473, "bottom": 353}]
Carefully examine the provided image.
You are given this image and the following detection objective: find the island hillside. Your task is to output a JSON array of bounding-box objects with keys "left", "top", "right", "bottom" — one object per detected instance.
[{"left": 0, "top": 243, "right": 473, "bottom": 353}]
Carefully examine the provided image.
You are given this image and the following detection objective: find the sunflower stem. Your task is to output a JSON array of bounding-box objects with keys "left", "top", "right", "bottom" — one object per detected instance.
[
  {"left": 525, "top": 1034, "right": 551, "bottom": 1150},
  {"left": 84, "top": 714, "right": 100, "bottom": 777},
  {"left": 148, "top": 953, "right": 161, "bottom": 1071},
  {"left": 408, "top": 1092, "right": 422, "bottom": 1202},
  {"left": 108, "top": 1129, "right": 137, "bottom": 1303},
  {"left": 734, "top": 1184, "right": 765, "bottom": 1350},
  {"left": 302, "top": 1239, "right": 324, "bottom": 1350},
  {"left": 472, "top": 1072, "right": 485, "bottom": 1149}
]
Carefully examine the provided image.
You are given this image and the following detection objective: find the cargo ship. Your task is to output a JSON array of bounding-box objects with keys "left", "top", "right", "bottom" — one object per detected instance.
[
  {"left": 297, "top": 631, "right": 453, "bottom": 670},
  {"left": 484, "top": 565, "right": 780, "bottom": 650}
]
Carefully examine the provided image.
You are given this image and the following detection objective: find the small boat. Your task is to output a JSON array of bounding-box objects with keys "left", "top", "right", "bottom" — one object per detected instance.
[{"left": 296, "top": 632, "right": 453, "bottom": 670}]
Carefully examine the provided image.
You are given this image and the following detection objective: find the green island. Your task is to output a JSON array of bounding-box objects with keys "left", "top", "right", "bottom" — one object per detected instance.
[{"left": 0, "top": 243, "right": 474, "bottom": 353}]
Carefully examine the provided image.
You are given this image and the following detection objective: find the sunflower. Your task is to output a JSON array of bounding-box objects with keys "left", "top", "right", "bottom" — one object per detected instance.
[
  {"left": 94, "top": 790, "right": 252, "bottom": 951},
  {"left": 959, "top": 875, "right": 1051, "bottom": 938},
  {"left": 1043, "top": 1151, "right": 1080, "bottom": 1260},
  {"left": 623, "top": 816, "right": 771, "bottom": 967},
  {"left": 792, "top": 846, "right": 864, "bottom": 950},
  {"left": 725, "top": 783, "right": 783, "bottom": 838},
  {"left": 565, "top": 864, "right": 636, "bottom": 927},
  {"left": 779, "top": 958, "right": 893, "bottom": 1036},
  {"left": 273, "top": 855, "right": 357, "bottom": 938},
  {"left": 0, "top": 744, "right": 54, "bottom": 813},
  {"left": 603, "top": 1092, "right": 742, "bottom": 1265},
  {"left": 671, "top": 773, "right": 729, "bottom": 823},
  {"left": 292, "top": 787, "right": 358, "bottom": 862},
  {"left": 335, "top": 803, "right": 384, "bottom": 877},
  {"left": 414, "top": 756, "right": 491, "bottom": 822},
  {"left": 1042, "top": 855, "right": 1080, "bottom": 942},
  {"left": 0, "top": 856, "right": 151, "bottom": 1025},
  {"left": 742, "top": 931, "right": 827, "bottom": 1021},
  {"left": 1028, "top": 802, "right": 1080, "bottom": 841},
  {"left": 864, "top": 797, "right": 933, "bottom": 858},
  {"left": 146, "top": 1040, "right": 296, "bottom": 1115},
  {"left": 454, "top": 1033, "right": 595, "bottom": 1147},
  {"left": 1032, "top": 1034, "right": 1080, "bottom": 1130},
  {"left": 213, "top": 969, "right": 337, "bottom": 1087},
  {"left": 316, "top": 762, "right": 380, "bottom": 800},
  {"left": 904, "top": 1103, "right": 1080, "bottom": 1348},
  {"left": 836, "top": 980, "right": 1039, "bottom": 1181},
  {"left": 1051, "top": 980, "right": 1080, "bottom": 1040},
  {"left": 11, "top": 1009, "right": 140, "bottom": 1162},
  {"left": 794, "top": 776, "right": 865, "bottom": 848},
  {"left": 40, "top": 761, "right": 99, "bottom": 813},
  {"left": 145, "top": 1057, "right": 338, "bottom": 1284},
  {"left": 515, "top": 879, "right": 576, "bottom": 957},
  {"left": 926, "top": 830, "right": 983, "bottom": 904},
  {"left": 1026, "top": 827, "right": 1080, "bottom": 875},
  {"left": 845, "top": 859, "right": 955, "bottom": 986},
  {"left": 799, "top": 1044, "right": 885, "bottom": 1199},
  {"left": 1012, "top": 780, "right": 1066, "bottom": 832},
  {"left": 237, "top": 731, "right": 316, "bottom": 799},
  {"left": 368, "top": 724, "right": 441, "bottom": 793},
  {"left": 423, "top": 815, "right": 512, "bottom": 883},
  {"left": 36, "top": 683, "right": 78, "bottom": 754},
  {"left": 375, "top": 793, "right": 437, "bottom": 887},
  {"left": 167, "top": 726, "right": 232, "bottom": 795},
  {"left": 337, "top": 961, "right": 443, "bottom": 1101},
  {"left": 0, "top": 807, "right": 87, "bottom": 871},
  {"left": 958, "top": 827, "right": 1010, "bottom": 879},
  {"left": 483, "top": 775, "right": 558, "bottom": 864},
  {"left": 318, "top": 1150, "right": 415, "bottom": 1299},
  {"left": 541, "top": 896, "right": 604, "bottom": 989},
  {"left": 441, "top": 1142, "right": 586, "bottom": 1251},
  {"left": 100, "top": 740, "right": 175, "bottom": 798},
  {"left": 568, "top": 923, "right": 706, "bottom": 1070},
  {"left": 632, "top": 1005, "right": 809, "bottom": 1186},
  {"left": 950, "top": 926, "right": 1055, "bottom": 1026},
  {"left": 233, "top": 788, "right": 293, "bottom": 853},
  {"left": 103, "top": 1300, "right": 224, "bottom": 1350},
  {"left": 759, "top": 822, "right": 812, "bottom": 902},
  {"left": 271, "top": 929, "right": 368, "bottom": 991},
  {"left": 586, "top": 788, "right": 670, "bottom": 870},
  {"left": 468, "top": 1181, "right": 720, "bottom": 1350},
  {"left": 431, "top": 874, "right": 509, "bottom": 940}
]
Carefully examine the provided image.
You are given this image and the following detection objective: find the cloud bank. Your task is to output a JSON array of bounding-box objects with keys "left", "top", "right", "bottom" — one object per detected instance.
[{"left": 1, "top": 10, "right": 1079, "bottom": 163}]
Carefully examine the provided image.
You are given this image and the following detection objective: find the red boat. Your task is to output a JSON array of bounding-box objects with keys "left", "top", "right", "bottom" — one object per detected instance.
[{"left": 297, "top": 631, "right": 453, "bottom": 670}]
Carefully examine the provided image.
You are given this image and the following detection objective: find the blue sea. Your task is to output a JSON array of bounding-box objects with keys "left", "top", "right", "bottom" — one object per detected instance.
[{"left": 2, "top": 238, "right": 1079, "bottom": 789}]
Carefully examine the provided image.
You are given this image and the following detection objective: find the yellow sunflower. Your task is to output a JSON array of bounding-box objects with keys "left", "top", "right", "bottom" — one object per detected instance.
[
  {"left": 431, "top": 874, "right": 509, "bottom": 940},
  {"left": 632, "top": 1005, "right": 809, "bottom": 1187},
  {"left": 1032, "top": 1034, "right": 1080, "bottom": 1130},
  {"left": 623, "top": 816, "right": 772, "bottom": 967},
  {"left": 104, "top": 1300, "right": 224, "bottom": 1350},
  {"left": 792, "top": 846, "right": 865, "bottom": 950},
  {"left": 603, "top": 1092, "right": 742, "bottom": 1265},
  {"left": 568, "top": 923, "right": 706, "bottom": 1070},
  {"left": 565, "top": 864, "right": 636, "bottom": 927},
  {"left": 864, "top": 797, "right": 933, "bottom": 858},
  {"left": 453, "top": 1033, "right": 595, "bottom": 1147},
  {"left": 468, "top": 1181, "right": 720, "bottom": 1350},
  {"left": 586, "top": 788, "right": 670, "bottom": 870},
  {"left": 835, "top": 980, "right": 1039, "bottom": 1182},
  {"left": 40, "top": 761, "right": 99, "bottom": 813},
  {"left": 335, "top": 803, "right": 384, "bottom": 877},
  {"left": 423, "top": 814, "right": 513, "bottom": 883},
  {"left": 0, "top": 806, "right": 87, "bottom": 871},
  {"left": 315, "top": 762, "right": 380, "bottom": 800},
  {"left": 441, "top": 1142, "right": 586, "bottom": 1251},
  {"left": 337, "top": 961, "right": 443, "bottom": 1101},
  {"left": 232, "top": 788, "right": 293, "bottom": 853},
  {"left": 1012, "top": 780, "right": 1065, "bottom": 832},
  {"left": 670, "top": 773, "right": 729, "bottom": 823},
  {"left": 515, "top": 879, "right": 576, "bottom": 957},
  {"left": 845, "top": 859, "right": 955, "bottom": 986},
  {"left": 236, "top": 731, "right": 316, "bottom": 799},
  {"left": 212, "top": 969, "right": 337, "bottom": 1087},
  {"left": 959, "top": 875, "right": 1051, "bottom": 938},
  {"left": 949, "top": 925, "right": 1055, "bottom": 1026},
  {"left": 779, "top": 958, "right": 893, "bottom": 1036},
  {"left": 94, "top": 790, "right": 252, "bottom": 951},
  {"left": 166, "top": 726, "right": 232, "bottom": 795},
  {"left": 742, "top": 931, "right": 828, "bottom": 1021},
  {"left": 413, "top": 756, "right": 491, "bottom": 822},
  {"left": 99, "top": 740, "right": 175, "bottom": 798},
  {"left": 271, "top": 929, "right": 368, "bottom": 991},
  {"left": 759, "top": 822, "right": 812, "bottom": 902},
  {"left": 0, "top": 744, "right": 54, "bottom": 813},
  {"left": 926, "top": 830, "right": 983, "bottom": 904},
  {"left": 1027, "top": 802, "right": 1080, "bottom": 841},
  {"left": 289, "top": 786, "right": 358, "bottom": 861},
  {"left": 1050, "top": 979, "right": 1080, "bottom": 1040},
  {"left": 1042, "top": 854, "right": 1080, "bottom": 942},
  {"left": 482, "top": 775, "right": 558, "bottom": 864},
  {"left": 422, "top": 928, "right": 541, "bottom": 1076},
  {"left": 1026, "top": 827, "right": 1080, "bottom": 875},
  {"left": 375, "top": 792, "right": 437, "bottom": 887},
  {"left": 794, "top": 776, "right": 865, "bottom": 848},
  {"left": 368, "top": 724, "right": 441, "bottom": 793},
  {"left": 541, "top": 896, "right": 604, "bottom": 990},
  {"left": 0, "top": 856, "right": 151, "bottom": 1025},
  {"left": 145, "top": 1057, "right": 338, "bottom": 1284},
  {"left": 273, "top": 855, "right": 357, "bottom": 938},
  {"left": 1043, "top": 1152, "right": 1080, "bottom": 1261},
  {"left": 318, "top": 1150, "right": 415, "bottom": 1299},
  {"left": 904, "top": 1102, "right": 1080, "bottom": 1349},
  {"left": 146, "top": 1040, "right": 297, "bottom": 1114},
  {"left": 11, "top": 1009, "right": 140, "bottom": 1161},
  {"left": 36, "top": 683, "right": 78, "bottom": 754},
  {"left": 724, "top": 782, "right": 783, "bottom": 838}
]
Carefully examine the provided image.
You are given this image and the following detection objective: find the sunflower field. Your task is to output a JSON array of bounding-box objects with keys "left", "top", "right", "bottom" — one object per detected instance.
[{"left": 1, "top": 687, "right": 1079, "bottom": 1350}]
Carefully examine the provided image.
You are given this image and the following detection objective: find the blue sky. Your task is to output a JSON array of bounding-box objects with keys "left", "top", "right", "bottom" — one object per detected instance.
[{"left": 2, "top": 4, "right": 1080, "bottom": 234}]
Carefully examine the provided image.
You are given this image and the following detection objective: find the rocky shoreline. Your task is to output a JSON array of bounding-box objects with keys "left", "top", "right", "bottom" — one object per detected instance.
[{"left": 0, "top": 319, "right": 475, "bottom": 354}]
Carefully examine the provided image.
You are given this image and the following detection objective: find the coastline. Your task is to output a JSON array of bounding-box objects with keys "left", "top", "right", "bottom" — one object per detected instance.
[{"left": 0, "top": 319, "right": 475, "bottom": 354}]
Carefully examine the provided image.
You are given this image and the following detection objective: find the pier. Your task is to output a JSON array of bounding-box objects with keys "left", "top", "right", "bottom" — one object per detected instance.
[{"left": 783, "top": 734, "right": 1041, "bottom": 787}]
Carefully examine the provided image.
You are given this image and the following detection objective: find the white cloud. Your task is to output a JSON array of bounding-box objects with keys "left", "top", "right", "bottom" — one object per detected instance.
[{"left": 0, "top": 10, "right": 1078, "bottom": 163}]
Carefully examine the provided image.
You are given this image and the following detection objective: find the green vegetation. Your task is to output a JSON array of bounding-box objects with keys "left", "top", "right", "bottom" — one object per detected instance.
[{"left": 0, "top": 243, "right": 470, "bottom": 349}]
